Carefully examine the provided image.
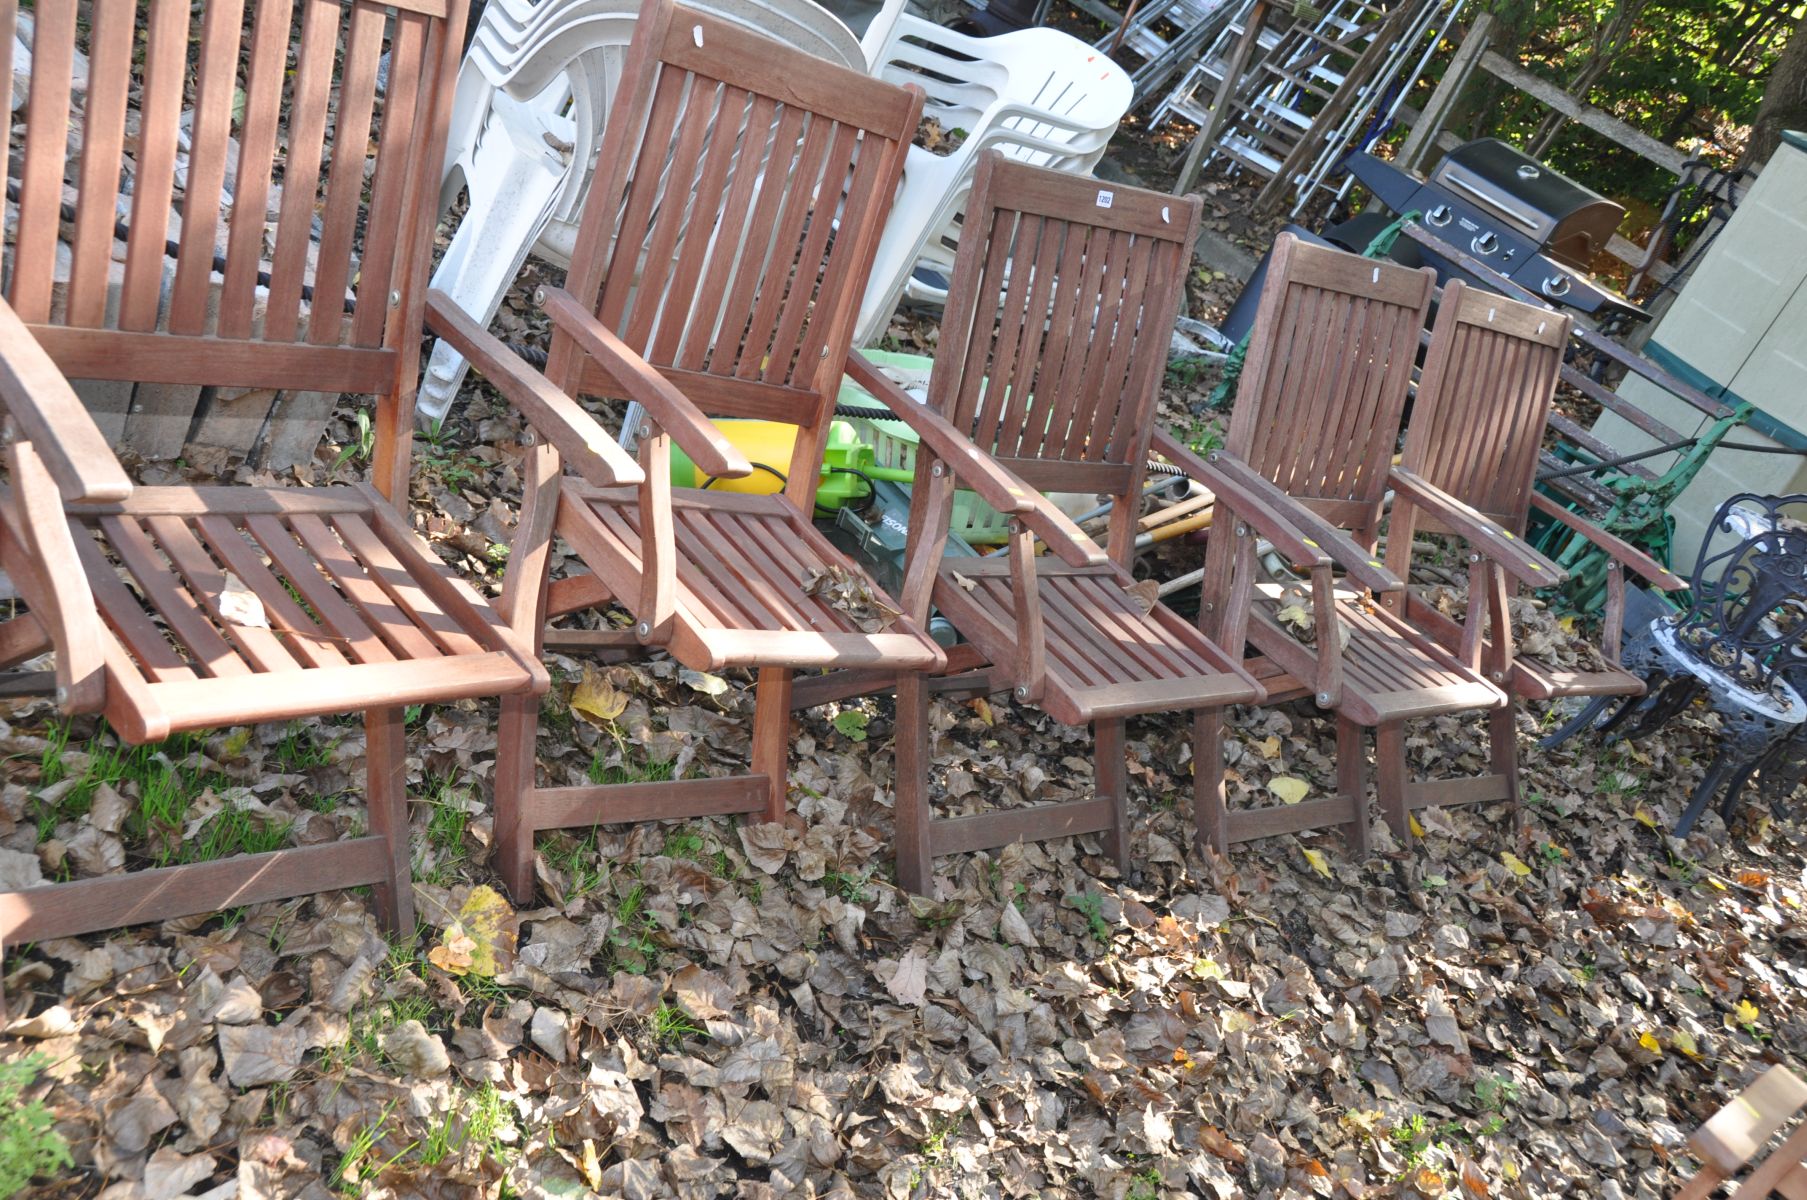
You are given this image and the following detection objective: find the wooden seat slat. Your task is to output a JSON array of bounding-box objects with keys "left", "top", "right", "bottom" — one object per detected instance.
[
  {"left": 288, "top": 514, "right": 445, "bottom": 661},
  {"left": 70, "top": 527, "right": 197, "bottom": 684},
  {"left": 714, "top": 510, "right": 862, "bottom": 634},
  {"left": 142, "top": 514, "right": 307, "bottom": 675},
  {"left": 676, "top": 507, "right": 823, "bottom": 632},
  {"left": 243, "top": 515, "right": 400, "bottom": 665},
  {"left": 329, "top": 513, "right": 488, "bottom": 657},
  {"left": 98, "top": 515, "right": 254, "bottom": 678},
  {"left": 192, "top": 516, "right": 354, "bottom": 671}
]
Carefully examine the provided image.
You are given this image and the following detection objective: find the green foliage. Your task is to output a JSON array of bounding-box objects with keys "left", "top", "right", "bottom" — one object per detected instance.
[
  {"left": 0, "top": 1056, "right": 72, "bottom": 1197},
  {"left": 831, "top": 709, "right": 870, "bottom": 742},
  {"left": 1421, "top": 0, "right": 1800, "bottom": 213},
  {"left": 1067, "top": 892, "right": 1113, "bottom": 944}
]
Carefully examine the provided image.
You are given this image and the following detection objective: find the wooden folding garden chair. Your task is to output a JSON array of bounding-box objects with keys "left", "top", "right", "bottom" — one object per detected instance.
[
  {"left": 855, "top": 154, "right": 1320, "bottom": 894},
  {"left": 1378, "top": 280, "right": 1686, "bottom": 836},
  {"left": 0, "top": 0, "right": 549, "bottom": 945},
  {"left": 1152, "top": 234, "right": 1510, "bottom": 855},
  {"left": 428, "top": 0, "right": 947, "bottom": 902},
  {"left": 1675, "top": 1065, "right": 1807, "bottom": 1199}
]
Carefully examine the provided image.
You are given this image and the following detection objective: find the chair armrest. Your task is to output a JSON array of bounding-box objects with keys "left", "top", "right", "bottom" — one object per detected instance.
[
  {"left": 1150, "top": 428, "right": 1380, "bottom": 582},
  {"left": 425, "top": 291, "right": 644, "bottom": 489},
  {"left": 845, "top": 352, "right": 1106, "bottom": 569},
  {"left": 0, "top": 299, "right": 131, "bottom": 503},
  {"left": 539, "top": 287, "right": 750, "bottom": 481},
  {"left": 1389, "top": 466, "right": 1568, "bottom": 587},
  {"left": 0, "top": 442, "right": 107, "bottom": 711},
  {"left": 1530, "top": 491, "right": 1685, "bottom": 590}
]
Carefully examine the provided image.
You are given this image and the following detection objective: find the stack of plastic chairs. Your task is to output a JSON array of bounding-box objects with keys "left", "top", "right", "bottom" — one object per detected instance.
[
  {"left": 852, "top": 15, "right": 1132, "bottom": 346},
  {"left": 421, "top": 0, "right": 869, "bottom": 421}
]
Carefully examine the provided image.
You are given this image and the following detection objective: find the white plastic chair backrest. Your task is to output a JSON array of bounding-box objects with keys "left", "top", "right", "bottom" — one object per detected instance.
[{"left": 870, "top": 19, "right": 1130, "bottom": 140}]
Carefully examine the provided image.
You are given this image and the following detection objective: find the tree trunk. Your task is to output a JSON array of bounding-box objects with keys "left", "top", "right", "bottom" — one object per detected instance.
[{"left": 1742, "top": 11, "right": 1807, "bottom": 169}]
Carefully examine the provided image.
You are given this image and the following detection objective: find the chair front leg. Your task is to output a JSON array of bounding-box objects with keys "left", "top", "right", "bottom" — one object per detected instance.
[
  {"left": 1007, "top": 518, "right": 1048, "bottom": 704},
  {"left": 1601, "top": 558, "right": 1627, "bottom": 666},
  {"left": 1, "top": 442, "right": 107, "bottom": 712},
  {"left": 636, "top": 422, "right": 677, "bottom": 644}
]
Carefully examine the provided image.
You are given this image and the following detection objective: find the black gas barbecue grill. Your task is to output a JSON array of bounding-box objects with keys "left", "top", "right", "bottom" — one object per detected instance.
[
  {"left": 1219, "top": 138, "right": 1647, "bottom": 342},
  {"left": 1336, "top": 139, "right": 1643, "bottom": 320}
]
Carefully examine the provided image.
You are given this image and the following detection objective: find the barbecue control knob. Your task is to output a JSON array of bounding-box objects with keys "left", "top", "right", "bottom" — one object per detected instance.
[
  {"left": 1471, "top": 232, "right": 1500, "bottom": 255},
  {"left": 1541, "top": 273, "right": 1572, "bottom": 298},
  {"left": 1426, "top": 204, "right": 1453, "bottom": 226}
]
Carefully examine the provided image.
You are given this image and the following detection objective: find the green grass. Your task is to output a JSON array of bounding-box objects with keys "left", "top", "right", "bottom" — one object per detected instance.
[
  {"left": 822, "top": 868, "right": 874, "bottom": 904},
  {"left": 27, "top": 721, "right": 299, "bottom": 872},
  {"left": 417, "top": 775, "right": 475, "bottom": 885},
  {"left": 273, "top": 721, "right": 337, "bottom": 773},
  {"left": 0, "top": 1055, "right": 72, "bottom": 1195},
  {"left": 1067, "top": 892, "right": 1112, "bottom": 943},
  {"left": 650, "top": 1002, "right": 705, "bottom": 1046},
  {"left": 587, "top": 755, "right": 677, "bottom": 787},
  {"left": 661, "top": 825, "right": 706, "bottom": 861}
]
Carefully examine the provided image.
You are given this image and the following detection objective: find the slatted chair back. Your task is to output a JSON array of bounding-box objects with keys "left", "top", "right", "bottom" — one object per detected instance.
[
  {"left": 1222, "top": 233, "right": 1436, "bottom": 546},
  {"left": 544, "top": 0, "right": 922, "bottom": 513},
  {"left": 1, "top": 0, "right": 463, "bottom": 494},
  {"left": 927, "top": 151, "right": 1201, "bottom": 564},
  {"left": 1399, "top": 281, "right": 1571, "bottom": 533}
]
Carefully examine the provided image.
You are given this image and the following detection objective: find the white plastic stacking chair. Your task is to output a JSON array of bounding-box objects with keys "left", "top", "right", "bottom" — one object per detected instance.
[
  {"left": 422, "top": 0, "right": 870, "bottom": 421},
  {"left": 852, "top": 17, "right": 1131, "bottom": 346}
]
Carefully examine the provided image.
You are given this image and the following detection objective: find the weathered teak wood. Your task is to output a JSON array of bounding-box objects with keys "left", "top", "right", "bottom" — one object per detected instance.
[
  {"left": 862, "top": 153, "right": 1275, "bottom": 894},
  {"left": 1676, "top": 1066, "right": 1807, "bottom": 1200},
  {"left": 1378, "top": 281, "right": 1687, "bottom": 838},
  {"left": 0, "top": 0, "right": 552, "bottom": 947},
  {"left": 1158, "top": 233, "right": 1513, "bottom": 856},
  {"left": 437, "top": 0, "right": 944, "bottom": 903}
]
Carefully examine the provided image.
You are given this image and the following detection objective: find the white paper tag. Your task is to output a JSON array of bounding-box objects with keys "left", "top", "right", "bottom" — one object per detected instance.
[
  {"left": 1095, "top": 189, "right": 1114, "bottom": 209},
  {"left": 693, "top": 24, "right": 703, "bottom": 45}
]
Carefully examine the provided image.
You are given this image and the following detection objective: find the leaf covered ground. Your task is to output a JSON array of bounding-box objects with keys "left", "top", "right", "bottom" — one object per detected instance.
[{"left": 4, "top": 236, "right": 1806, "bottom": 1200}]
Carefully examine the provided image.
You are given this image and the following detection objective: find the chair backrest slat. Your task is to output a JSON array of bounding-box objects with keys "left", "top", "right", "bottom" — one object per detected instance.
[
  {"left": 1227, "top": 234, "right": 1435, "bottom": 537},
  {"left": 218, "top": 0, "right": 298, "bottom": 339},
  {"left": 926, "top": 153, "right": 1199, "bottom": 556},
  {"left": 1402, "top": 281, "right": 1570, "bottom": 530},
  {"left": 2, "top": 0, "right": 462, "bottom": 383},
  {"left": 12, "top": 0, "right": 78, "bottom": 325},
  {"left": 65, "top": 7, "right": 133, "bottom": 329},
  {"left": 550, "top": 0, "right": 922, "bottom": 449},
  {"left": 168, "top": 0, "right": 250, "bottom": 335}
]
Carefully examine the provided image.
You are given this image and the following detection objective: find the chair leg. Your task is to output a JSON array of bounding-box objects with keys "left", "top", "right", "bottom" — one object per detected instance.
[
  {"left": 893, "top": 672, "right": 933, "bottom": 896},
  {"left": 1335, "top": 715, "right": 1370, "bottom": 857},
  {"left": 1490, "top": 697, "right": 1521, "bottom": 819},
  {"left": 1192, "top": 708, "right": 1229, "bottom": 856},
  {"left": 1095, "top": 718, "right": 1130, "bottom": 876},
  {"left": 1376, "top": 721, "right": 1409, "bottom": 840},
  {"left": 365, "top": 707, "right": 415, "bottom": 936},
  {"left": 493, "top": 693, "right": 539, "bottom": 905},
  {"left": 750, "top": 668, "right": 794, "bottom": 825}
]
